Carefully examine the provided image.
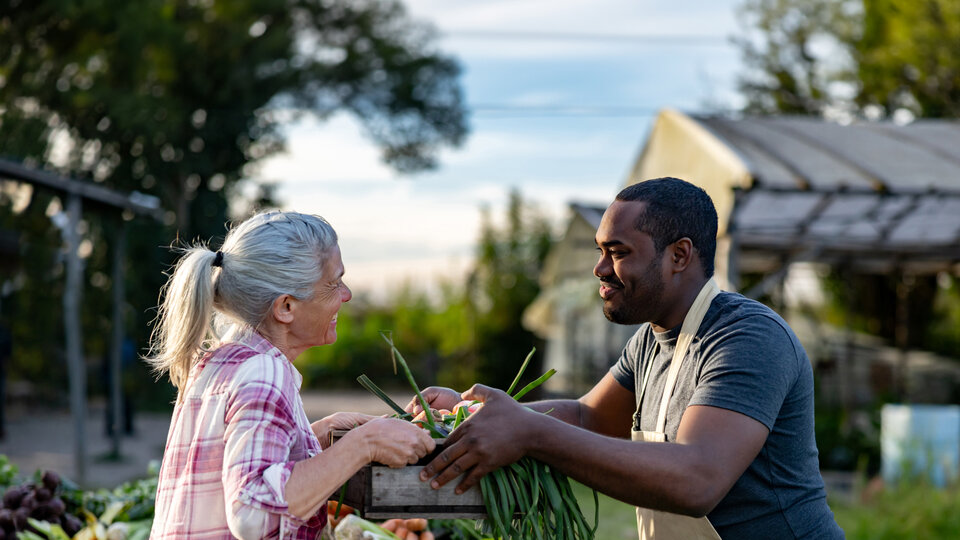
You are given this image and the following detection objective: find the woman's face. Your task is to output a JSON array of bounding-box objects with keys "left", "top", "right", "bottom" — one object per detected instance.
[{"left": 293, "top": 245, "right": 352, "bottom": 347}]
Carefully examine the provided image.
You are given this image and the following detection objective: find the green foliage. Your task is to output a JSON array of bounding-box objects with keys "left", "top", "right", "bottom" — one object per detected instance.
[
  {"left": 0, "top": 454, "right": 19, "bottom": 488},
  {"left": 59, "top": 464, "right": 158, "bottom": 522},
  {"left": 735, "top": 0, "right": 960, "bottom": 119},
  {"left": 833, "top": 480, "right": 960, "bottom": 539},
  {"left": 734, "top": 0, "right": 860, "bottom": 115},
  {"left": 468, "top": 190, "right": 553, "bottom": 391},
  {"left": 0, "top": 0, "right": 467, "bottom": 407},
  {"left": 814, "top": 404, "right": 881, "bottom": 474},
  {"left": 923, "top": 274, "right": 960, "bottom": 364},
  {"left": 817, "top": 271, "right": 938, "bottom": 350},
  {"left": 857, "top": 0, "right": 960, "bottom": 118}
]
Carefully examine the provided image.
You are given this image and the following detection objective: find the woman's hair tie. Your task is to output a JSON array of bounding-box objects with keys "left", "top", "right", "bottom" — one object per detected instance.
[{"left": 212, "top": 250, "right": 224, "bottom": 268}]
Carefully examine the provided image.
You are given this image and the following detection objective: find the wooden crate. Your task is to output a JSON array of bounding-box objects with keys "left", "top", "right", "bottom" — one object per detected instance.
[{"left": 331, "top": 431, "right": 487, "bottom": 519}]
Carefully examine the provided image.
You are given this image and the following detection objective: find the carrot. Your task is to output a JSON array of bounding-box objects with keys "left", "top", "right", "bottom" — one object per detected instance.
[
  {"left": 327, "top": 501, "right": 355, "bottom": 518},
  {"left": 380, "top": 519, "right": 402, "bottom": 532},
  {"left": 404, "top": 518, "right": 427, "bottom": 532},
  {"left": 405, "top": 532, "right": 418, "bottom": 540},
  {"left": 420, "top": 532, "right": 435, "bottom": 540},
  {"left": 394, "top": 526, "right": 408, "bottom": 538}
]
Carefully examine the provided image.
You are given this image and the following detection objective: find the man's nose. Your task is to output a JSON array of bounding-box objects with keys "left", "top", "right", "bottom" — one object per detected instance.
[{"left": 594, "top": 255, "right": 610, "bottom": 278}]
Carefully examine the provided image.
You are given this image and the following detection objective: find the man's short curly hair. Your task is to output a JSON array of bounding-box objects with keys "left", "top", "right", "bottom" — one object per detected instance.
[{"left": 615, "top": 177, "right": 718, "bottom": 278}]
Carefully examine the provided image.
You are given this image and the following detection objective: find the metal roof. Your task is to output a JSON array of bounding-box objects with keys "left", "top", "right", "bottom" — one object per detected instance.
[{"left": 693, "top": 115, "right": 960, "bottom": 273}]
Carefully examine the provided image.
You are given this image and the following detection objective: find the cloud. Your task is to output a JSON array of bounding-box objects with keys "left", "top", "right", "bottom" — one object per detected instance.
[{"left": 258, "top": 115, "right": 396, "bottom": 185}]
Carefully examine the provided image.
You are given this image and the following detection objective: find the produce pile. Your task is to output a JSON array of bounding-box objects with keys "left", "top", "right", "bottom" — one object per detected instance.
[
  {"left": 348, "top": 335, "right": 598, "bottom": 540},
  {"left": 328, "top": 502, "right": 436, "bottom": 540},
  {"left": 0, "top": 470, "right": 80, "bottom": 539},
  {"left": 0, "top": 456, "right": 154, "bottom": 540}
]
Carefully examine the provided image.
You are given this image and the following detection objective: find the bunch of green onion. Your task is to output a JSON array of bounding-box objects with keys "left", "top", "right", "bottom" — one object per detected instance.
[{"left": 360, "top": 333, "right": 598, "bottom": 540}]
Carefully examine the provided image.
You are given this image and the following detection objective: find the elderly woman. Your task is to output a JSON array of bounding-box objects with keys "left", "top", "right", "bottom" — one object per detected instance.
[{"left": 147, "top": 212, "right": 434, "bottom": 539}]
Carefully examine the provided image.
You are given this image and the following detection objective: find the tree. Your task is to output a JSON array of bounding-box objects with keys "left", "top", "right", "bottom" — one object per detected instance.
[
  {"left": 857, "top": 0, "right": 960, "bottom": 118},
  {"left": 733, "top": 0, "right": 860, "bottom": 116},
  {"left": 0, "top": 0, "right": 467, "bottom": 230},
  {"left": 468, "top": 190, "right": 553, "bottom": 391},
  {"left": 734, "top": 0, "right": 960, "bottom": 119},
  {"left": 0, "top": 0, "right": 467, "bottom": 405}
]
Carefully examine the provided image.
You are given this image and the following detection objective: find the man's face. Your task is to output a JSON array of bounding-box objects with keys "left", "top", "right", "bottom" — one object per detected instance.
[{"left": 593, "top": 200, "right": 667, "bottom": 325}]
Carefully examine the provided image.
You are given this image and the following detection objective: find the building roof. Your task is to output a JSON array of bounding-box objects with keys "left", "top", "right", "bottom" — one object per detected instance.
[{"left": 629, "top": 110, "right": 960, "bottom": 275}]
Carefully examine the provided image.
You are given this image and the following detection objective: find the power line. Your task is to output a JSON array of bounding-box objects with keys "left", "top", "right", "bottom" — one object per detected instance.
[
  {"left": 470, "top": 104, "right": 664, "bottom": 118},
  {"left": 440, "top": 30, "right": 729, "bottom": 46}
]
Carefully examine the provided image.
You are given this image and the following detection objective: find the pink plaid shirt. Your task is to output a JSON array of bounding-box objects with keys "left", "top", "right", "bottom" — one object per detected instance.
[{"left": 151, "top": 328, "right": 327, "bottom": 539}]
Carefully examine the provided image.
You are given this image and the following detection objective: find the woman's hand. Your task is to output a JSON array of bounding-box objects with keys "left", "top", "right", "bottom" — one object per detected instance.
[
  {"left": 312, "top": 412, "right": 375, "bottom": 449},
  {"left": 404, "top": 387, "right": 461, "bottom": 415},
  {"left": 353, "top": 417, "right": 436, "bottom": 468}
]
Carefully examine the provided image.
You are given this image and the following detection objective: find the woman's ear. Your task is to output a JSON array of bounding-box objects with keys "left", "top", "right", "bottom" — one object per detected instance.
[{"left": 270, "top": 294, "right": 296, "bottom": 324}]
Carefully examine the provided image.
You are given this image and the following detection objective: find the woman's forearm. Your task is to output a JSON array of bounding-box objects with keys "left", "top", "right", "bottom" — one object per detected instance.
[{"left": 284, "top": 429, "right": 371, "bottom": 519}]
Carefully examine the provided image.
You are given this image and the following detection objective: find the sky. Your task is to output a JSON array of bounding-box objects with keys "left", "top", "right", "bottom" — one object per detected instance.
[{"left": 256, "top": 0, "right": 746, "bottom": 301}]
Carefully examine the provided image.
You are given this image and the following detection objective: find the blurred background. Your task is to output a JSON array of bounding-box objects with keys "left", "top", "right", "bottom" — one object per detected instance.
[{"left": 1, "top": 0, "right": 960, "bottom": 537}]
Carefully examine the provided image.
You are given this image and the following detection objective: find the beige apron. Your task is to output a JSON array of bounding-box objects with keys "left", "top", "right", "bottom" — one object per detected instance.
[{"left": 632, "top": 279, "right": 722, "bottom": 540}]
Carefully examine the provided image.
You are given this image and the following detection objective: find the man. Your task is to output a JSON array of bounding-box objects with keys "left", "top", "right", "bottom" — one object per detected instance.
[{"left": 410, "top": 178, "right": 844, "bottom": 539}]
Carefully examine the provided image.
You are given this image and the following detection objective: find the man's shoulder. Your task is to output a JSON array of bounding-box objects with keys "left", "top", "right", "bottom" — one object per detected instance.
[
  {"left": 704, "top": 292, "right": 808, "bottom": 365},
  {"left": 711, "top": 291, "right": 788, "bottom": 327}
]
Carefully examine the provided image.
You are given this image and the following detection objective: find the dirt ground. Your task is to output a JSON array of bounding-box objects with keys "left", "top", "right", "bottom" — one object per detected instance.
[{"left": 0, "top": 389, "right": 411, "bottom": 489}]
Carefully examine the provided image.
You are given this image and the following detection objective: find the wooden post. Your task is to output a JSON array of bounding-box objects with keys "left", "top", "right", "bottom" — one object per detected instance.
[
  {"left": 63, "top": 193, "right": 86, "bottom": 485},
  {"left": 839, "top": 265, "right": 853, "bottom": 412},
  {"left": 109, "top": 219, "right": 127, "bottom": 456},
  {"left": 894, "top": 272, "right": 912, "bottom": 402}
]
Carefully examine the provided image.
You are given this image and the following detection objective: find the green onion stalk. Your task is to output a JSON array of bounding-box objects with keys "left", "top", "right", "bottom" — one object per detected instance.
[{"left": 359, "top": 333, "right": 598, "bottom": 539}]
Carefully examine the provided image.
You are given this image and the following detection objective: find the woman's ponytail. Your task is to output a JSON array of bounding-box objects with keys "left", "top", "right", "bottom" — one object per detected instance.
[{"left": 146, "top": 246, "right": 219, "bottom": 393}]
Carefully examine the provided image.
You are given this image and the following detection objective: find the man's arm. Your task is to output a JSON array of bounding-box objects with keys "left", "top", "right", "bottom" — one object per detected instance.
[
  {"left": 421, "top": 385, "right": 768, "bottom": 516},
  {"left": 407, "top": 373, "right": 634, "bottom": 437}
]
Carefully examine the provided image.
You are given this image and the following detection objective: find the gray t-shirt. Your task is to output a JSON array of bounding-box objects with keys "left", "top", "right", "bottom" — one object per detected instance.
[{"left": 610, "top": 291, "right": 844, "bottom": 539}]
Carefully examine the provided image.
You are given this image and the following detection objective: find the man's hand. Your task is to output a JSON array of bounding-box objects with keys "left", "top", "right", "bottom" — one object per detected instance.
[
  {"left": 404, "top": 386, "right": 462, "bottom": 415},
  {"left": 419, "top": 384, "right": 538, "bottom": 494}
]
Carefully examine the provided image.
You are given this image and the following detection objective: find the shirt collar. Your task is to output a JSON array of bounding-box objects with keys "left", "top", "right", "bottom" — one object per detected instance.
[{"left": 220, "top": 324, "right": 305, "bottom": 390}]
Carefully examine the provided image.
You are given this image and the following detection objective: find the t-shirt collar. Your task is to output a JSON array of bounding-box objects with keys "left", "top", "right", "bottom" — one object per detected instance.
[{"left": 652, "top": 323, "right": 681, "bottom": 349}]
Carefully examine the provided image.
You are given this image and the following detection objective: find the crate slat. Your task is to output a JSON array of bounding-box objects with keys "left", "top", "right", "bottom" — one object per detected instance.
[{"left": 331, "top": 430, "right": 489, "bottom": 519}]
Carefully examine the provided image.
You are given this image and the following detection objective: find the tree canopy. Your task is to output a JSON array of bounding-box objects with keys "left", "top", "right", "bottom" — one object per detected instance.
[
  {"left": 0, "top": 0, "right": 468, "bottom": 405},
  {"left": 734, "top": 0, "right": 960, "bottom": 119},
  {"left": 0, "top": 0, "right": 467, "bottom": 228}
]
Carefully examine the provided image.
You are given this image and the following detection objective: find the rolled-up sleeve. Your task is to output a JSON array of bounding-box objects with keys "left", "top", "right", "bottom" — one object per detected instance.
[{"left": 221, "top": 356, "right": 318, "bottom": 538}]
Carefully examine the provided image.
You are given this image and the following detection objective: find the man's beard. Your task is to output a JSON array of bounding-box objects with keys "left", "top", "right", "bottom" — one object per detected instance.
[{"left": 602, "top": 257, "right": 664, "bottom": 325}]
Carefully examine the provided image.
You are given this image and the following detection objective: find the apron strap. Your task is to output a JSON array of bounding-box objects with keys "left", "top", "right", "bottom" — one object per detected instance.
[{"left": 654, "top": 279, "right": 720, "bottom": 433}]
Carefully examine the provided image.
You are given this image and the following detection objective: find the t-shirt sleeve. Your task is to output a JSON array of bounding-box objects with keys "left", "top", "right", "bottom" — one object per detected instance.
[
  {"left": 688, "top": 315, "right": 802, "bottom": 430},
  {"left": 609, "top": 330, "right": 642, "bottom": 393}
]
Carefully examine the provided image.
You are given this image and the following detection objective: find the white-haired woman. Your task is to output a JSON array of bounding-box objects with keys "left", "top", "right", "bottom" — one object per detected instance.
[{"left": 147, "top": 212, "right": 434, "bottom": 539}]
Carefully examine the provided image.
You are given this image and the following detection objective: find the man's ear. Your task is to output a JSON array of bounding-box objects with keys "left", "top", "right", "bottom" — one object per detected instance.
[
  {"left": 269, "top": 294, "right": 296, "bottom": 324},
  {"left": 668, "top": 237, "right": 694, "bottom": 273}
]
